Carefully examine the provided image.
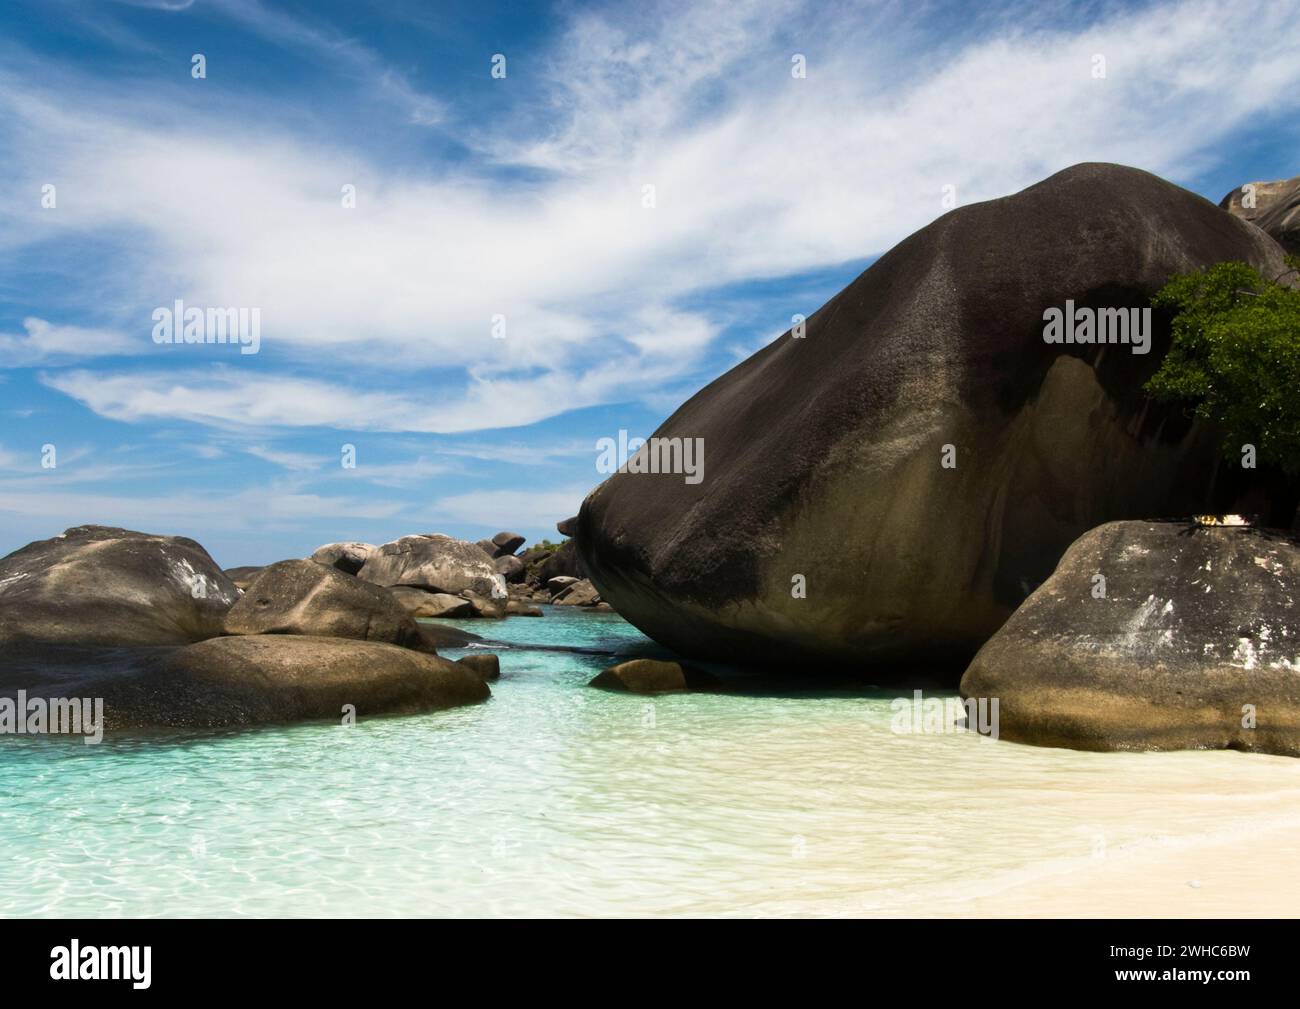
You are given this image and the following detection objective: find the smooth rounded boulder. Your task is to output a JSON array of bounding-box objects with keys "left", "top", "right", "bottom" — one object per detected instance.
[
  {"left": 309, "top": 541, "right": 376, "bottom": 576},
  {"left": 576, "top": 163, "right": 1297, "bottom": 669},
  {"left": 589, "top": 659, "right": 718, "bottom": 694},
  {"left": 456, "top": 653, "right": 501, "bottom": 682},
  {"left": 389, "top": 587, "right": 475, "bottom": 618},
  {"left": 223, "top": 559, "right": 430, "bottom": 651},
  {"left": 495, "top": 554, "right": 526, "bottom": 583},
  {"left": 961, "top": 520, "right": 1300, "bottom": 756},
  {"left": 0, "top": 525, "right": 240, "bottom": 646},
  {"left": 359, "top": 534, "right": 507, "bottom": 599},
  {"left": 97, "top": 635, "right": 489, "bottom": 729}
]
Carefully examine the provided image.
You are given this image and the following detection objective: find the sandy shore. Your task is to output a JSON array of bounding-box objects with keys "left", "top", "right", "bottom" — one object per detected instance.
[{"left": 929, "top": 819, "right": 1300, "bottom": 918}]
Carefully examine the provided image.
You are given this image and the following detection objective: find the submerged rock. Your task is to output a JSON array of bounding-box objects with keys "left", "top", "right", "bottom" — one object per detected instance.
[
  {"left": 223, "top": 559, "right": 431, "bottom": 651},
  {"left": 309, "top": 541, "right": 376, "bottom": 576},
  {"left": 0, "top": 525, "right": 240, "bottom": 647},
  {"left": 961, "top": 520, "right": 1300, "bottom": 756},
  {"left": 1220, "top": 173, "right": 1300, "bottom": 255},
  {"left": 576, "top": 163, "right": 1295, "bottom": 669}
]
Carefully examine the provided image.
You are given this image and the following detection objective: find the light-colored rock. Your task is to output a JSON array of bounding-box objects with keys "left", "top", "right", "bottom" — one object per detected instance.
[
  {"left": 309, "top": 541, "right": 376, "bottom": 575},
  {"left": 390, "top": 587, "right": 475, "bottom": 618},
  {"left": 1220, "top": 174, "right": 1300, "bottom": 255},
  {"left": 358, "top": 534, "right": 507, "bottom": 599},
  {"left": 553, "top": 578, "right": 601, "bottom": 606},
  {"left": 961, "top": 520, "right": 1300, "bottom": 756}
]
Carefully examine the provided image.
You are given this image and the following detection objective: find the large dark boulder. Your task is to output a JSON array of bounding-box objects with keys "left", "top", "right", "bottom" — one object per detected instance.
[
  {"left": 358, "top": 534, "right": 506, "bottom": 599},
  {"left": 0, "top": 525, "right": 240, "bottom": 647},
  {"left": 309, "top": 541, "right": 376, "bottom": 575},
  {"left": 576, "top": 163, "right": 1295, "bottom": 670},
  {"left": 223, "top": 560, "right": 430, "bottom": 651},
  {"left": 1220, "top": 174, "right": 1300, "bottom": 255},
  {"left": 961, "top": 520, "right": 1300, "bottom": 756}
]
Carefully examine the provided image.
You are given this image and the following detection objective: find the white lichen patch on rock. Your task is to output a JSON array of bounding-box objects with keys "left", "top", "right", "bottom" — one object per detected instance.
[{"left": 0, "top": 572, "right": 31, "bottom": 591}]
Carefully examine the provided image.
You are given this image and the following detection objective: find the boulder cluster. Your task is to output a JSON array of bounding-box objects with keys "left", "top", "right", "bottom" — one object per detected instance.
[
  {"left": 0, "top": 516, "right": 621, "bottom": 731},
  {"left": 306, "top": 523, "right": 612, "bottom": 617}
]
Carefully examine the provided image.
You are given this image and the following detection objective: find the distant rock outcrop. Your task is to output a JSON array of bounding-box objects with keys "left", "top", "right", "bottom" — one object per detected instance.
[
  {"left": 0, "top": 525, "right": 240, "bottom": 646},
  {"left": 489, "top": 531, "right": 526, "bottom": 557},
  {"left": 961, "top": 520, "right": 1300, "bottom": 756},
  {"left": 1220, "top": 174, "right": 1300, "bottom": 255},
  {"left": 575, "top": 163, "right": 1296, "bottom": 669},
  {"left": 223, "top": 566, "right": 264, "bottom": 589},
  {"left": 309, "top": 541, "right": 376, "bottom": 575},
  {"left": 358, "top": 534, "right": 507, "bottom": 599},
  {"left": 536, "top": 539, "right": 585, "bottom": 584}
]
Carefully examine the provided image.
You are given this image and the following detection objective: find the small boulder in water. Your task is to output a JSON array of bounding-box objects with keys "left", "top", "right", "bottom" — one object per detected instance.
[
  {"left": 589, "top": 659, "right": 718, "bottom": 694},
  {"left": 457, "top": 653, "right": 501, "bottom": 682}
]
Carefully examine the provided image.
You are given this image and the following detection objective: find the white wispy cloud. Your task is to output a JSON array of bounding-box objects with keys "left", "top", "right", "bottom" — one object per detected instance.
[
  {"left": 0, "top": 485, "right": 407, "bottom": 527},
  {"left": 4, "top": 0, "right": 1300, "bottom": 432},
  {"left": 0, "top": 317, "right": 140, "bottom": 366},
  {"left": 243, "top": 445, "right": 331, "bottom": 471}
]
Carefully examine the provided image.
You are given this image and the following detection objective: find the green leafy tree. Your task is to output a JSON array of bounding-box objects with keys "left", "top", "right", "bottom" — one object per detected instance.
[{"left": 1145, "top": 256, "right": 1300, "bottom": 475}]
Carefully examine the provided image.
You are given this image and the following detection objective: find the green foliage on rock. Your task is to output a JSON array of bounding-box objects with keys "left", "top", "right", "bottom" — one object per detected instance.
[
  {"left": 525, "top": 538, "right": 566, "bottom": 581},
  {"left": 1145, "top": 256, "right": 1300, "bottom": 474}
]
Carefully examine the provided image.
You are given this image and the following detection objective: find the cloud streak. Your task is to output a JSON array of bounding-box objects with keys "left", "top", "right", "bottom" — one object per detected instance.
[{"left": 2, "top": 0, "right": 1299, "bottom": 440}]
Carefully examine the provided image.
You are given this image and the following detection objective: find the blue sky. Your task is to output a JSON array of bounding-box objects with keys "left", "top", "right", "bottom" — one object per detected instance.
[{"left": 1, "top": 0, "right": 1298, "bottom": 567}]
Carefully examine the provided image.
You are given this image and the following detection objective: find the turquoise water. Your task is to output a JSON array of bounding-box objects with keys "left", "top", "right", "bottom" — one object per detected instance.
[{"left": 2, "top": 606, "right": 1298, "bottom": 917}]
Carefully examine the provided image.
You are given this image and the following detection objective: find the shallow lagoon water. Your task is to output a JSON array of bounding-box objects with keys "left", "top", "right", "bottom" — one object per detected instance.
[{"left": 2, "top": 607, "right": 1297, "bottom": 917}]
